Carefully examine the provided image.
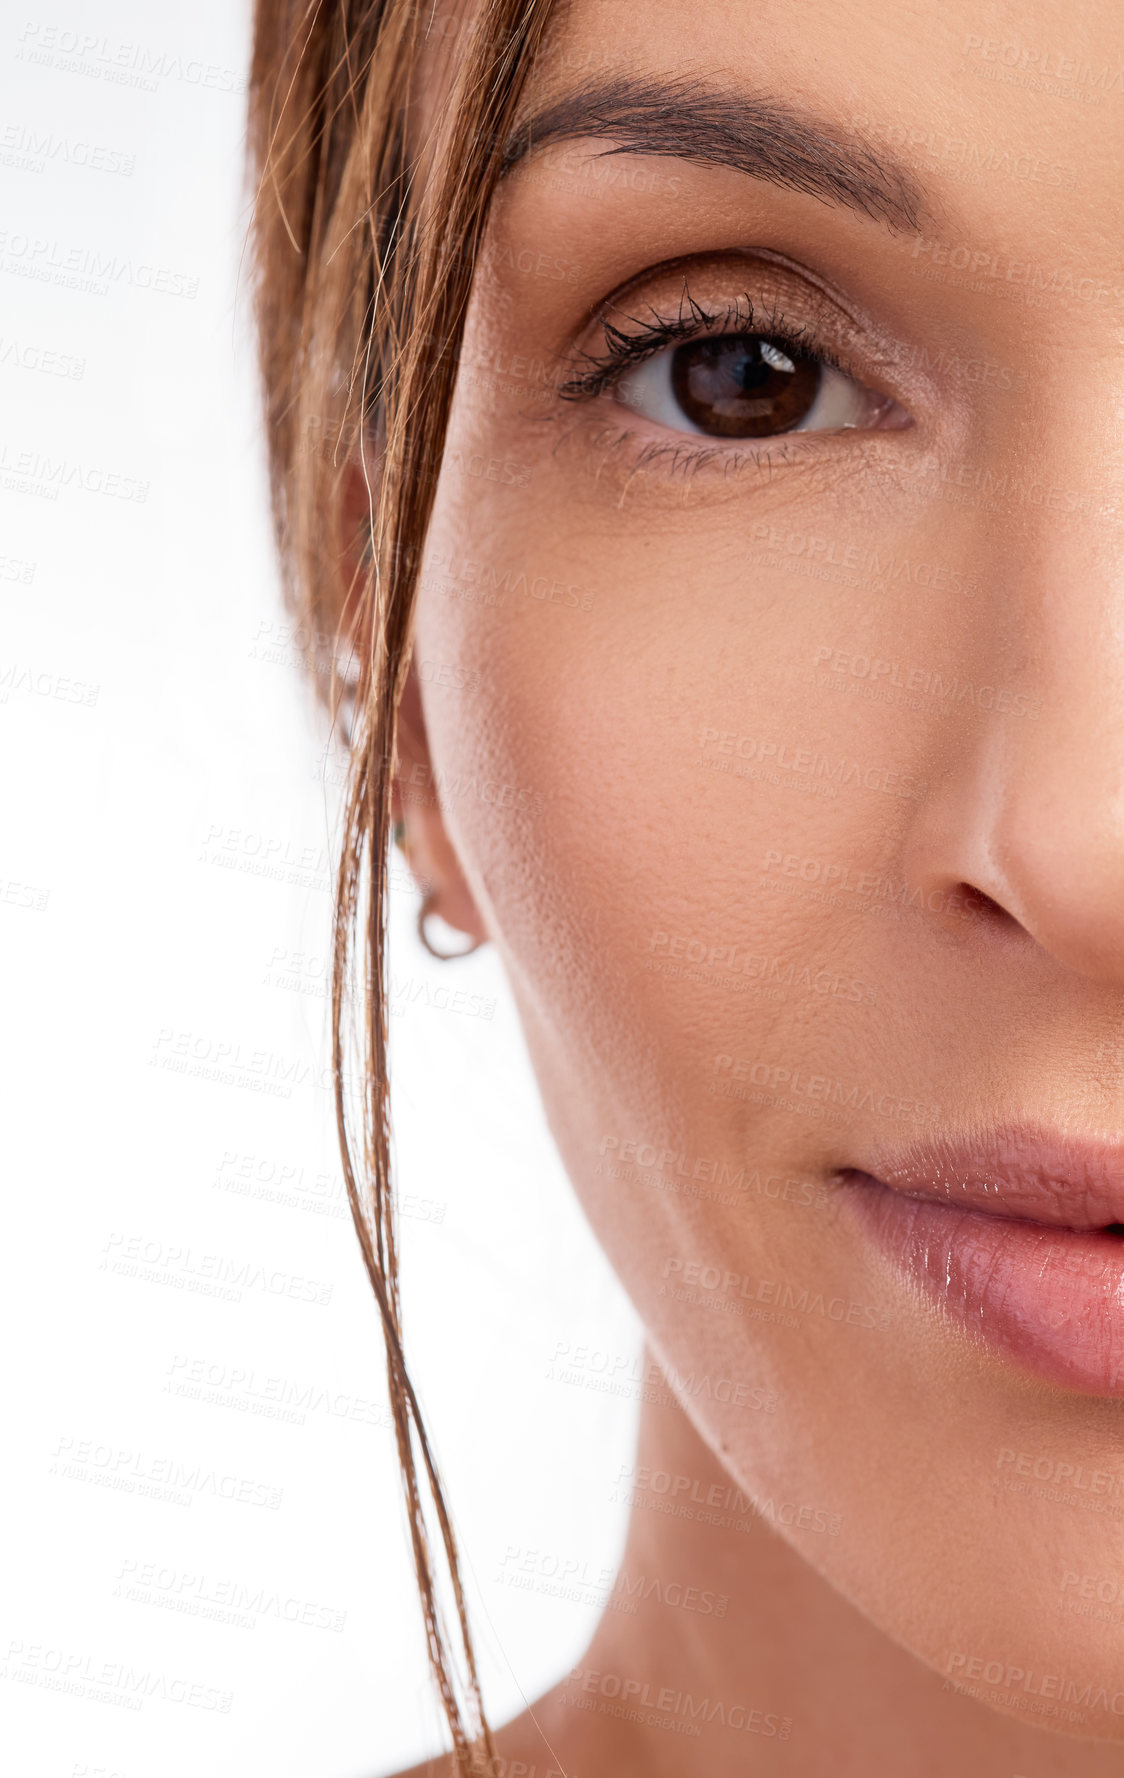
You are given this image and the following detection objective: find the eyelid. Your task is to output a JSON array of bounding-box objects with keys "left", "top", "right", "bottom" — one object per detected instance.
[
  {"left": 543, "top": 251, "right": 924, "bottom": 484},
  {"left": 558, "top": 292, "right": 857, "bottom": 406},
  {"left": 555, "top": 252, "right": 901, "bottom": 419}
]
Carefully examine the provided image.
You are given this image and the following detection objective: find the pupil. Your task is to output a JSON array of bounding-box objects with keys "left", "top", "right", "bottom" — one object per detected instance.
[{"left": 670, "top": 334, "right": 821, "bottom": 438}]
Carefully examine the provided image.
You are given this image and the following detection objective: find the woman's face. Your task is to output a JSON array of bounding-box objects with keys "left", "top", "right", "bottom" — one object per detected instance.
[{"left": 408, "top": 0, "right": 1124, "bottom": 1736}]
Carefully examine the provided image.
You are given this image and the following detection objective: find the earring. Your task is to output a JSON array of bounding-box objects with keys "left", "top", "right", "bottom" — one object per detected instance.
[
  {"left": 395, "top": 820, "right": 483, "bottom": 959},
  {"left": 416, "top": 886, "right": 485, "bottom": 961}
]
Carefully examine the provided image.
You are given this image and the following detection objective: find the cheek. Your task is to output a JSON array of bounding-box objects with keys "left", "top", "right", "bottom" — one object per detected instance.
[
  {"left": 416, "top": 469, "right": 938, "bottom": 1129},
  {"left": 414, "top": 464, "right": 945, "bottom": 1318}
]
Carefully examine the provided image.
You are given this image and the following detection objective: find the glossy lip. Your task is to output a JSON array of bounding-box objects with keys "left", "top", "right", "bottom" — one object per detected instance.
[
  {"left": 857, "top": 1125, "right": 1124, "bottom": 1231},
  {"left": 836, "top": 1126, "right": 1124, "bottom": 1397}
]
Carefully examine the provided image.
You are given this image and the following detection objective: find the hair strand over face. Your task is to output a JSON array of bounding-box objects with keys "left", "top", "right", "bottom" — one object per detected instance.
[{"left": 247, "top": 1, "right": 556, "bottom": 1768}]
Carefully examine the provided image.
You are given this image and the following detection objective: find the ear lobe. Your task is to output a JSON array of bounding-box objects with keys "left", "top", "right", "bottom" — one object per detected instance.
[{"left": 389, "top": 620, "right": 490, "bottom": 954}]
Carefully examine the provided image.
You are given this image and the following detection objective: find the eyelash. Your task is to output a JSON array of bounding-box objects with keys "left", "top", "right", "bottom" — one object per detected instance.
[
  {"left": 552, "top": 285, "right": 895, "bottom": 480},
  {"left": 558, "top": 289, "right": 853, "bottom": 406}
]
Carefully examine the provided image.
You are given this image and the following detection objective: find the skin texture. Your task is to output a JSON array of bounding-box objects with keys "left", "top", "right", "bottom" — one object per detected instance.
[{"left": 385, "top": 0, "right": 1124, "bottom": 1770}]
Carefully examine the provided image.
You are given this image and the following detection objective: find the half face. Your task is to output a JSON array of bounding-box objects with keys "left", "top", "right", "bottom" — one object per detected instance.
[{"left": 406, "top": 0, "right": 1124, "bottom": 1738}]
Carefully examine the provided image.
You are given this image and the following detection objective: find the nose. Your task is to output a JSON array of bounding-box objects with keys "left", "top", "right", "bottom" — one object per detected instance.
[{"left": 901, "top": 536, "right": 1124, "bottom": 986}]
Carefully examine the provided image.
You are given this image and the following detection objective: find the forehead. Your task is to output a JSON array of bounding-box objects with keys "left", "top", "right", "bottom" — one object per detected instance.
[{"left": 521, "top": 0, "right": 1124, "bottom": 248}]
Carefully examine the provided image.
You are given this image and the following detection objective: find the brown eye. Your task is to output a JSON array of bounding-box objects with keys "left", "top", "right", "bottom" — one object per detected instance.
[
  {"left": 614, "top": 327, "right": 893, "bottom": 442},
  {"left": 670, "top": 335, "right": 821, "bottom": 437}
]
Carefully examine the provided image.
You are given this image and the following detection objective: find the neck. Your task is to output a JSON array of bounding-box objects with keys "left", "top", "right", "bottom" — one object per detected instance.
[{"left": 527, "top": 1356, "right": 1121, "bottom": 1778}]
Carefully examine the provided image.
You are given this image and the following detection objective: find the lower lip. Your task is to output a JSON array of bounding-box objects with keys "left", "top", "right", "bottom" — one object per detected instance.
[{"left": 839, "top": 1171, "right": 1124, "bottom": 1397}]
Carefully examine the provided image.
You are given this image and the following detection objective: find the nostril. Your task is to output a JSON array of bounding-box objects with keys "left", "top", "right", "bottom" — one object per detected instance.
[{"left": 956, "top": 883, "right": 1014, "bottom": 926}]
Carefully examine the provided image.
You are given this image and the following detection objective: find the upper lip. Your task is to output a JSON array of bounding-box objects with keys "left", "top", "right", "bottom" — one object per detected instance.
[{"left": 850, "top": 1124, "right": 1124, "bottom": 1232}]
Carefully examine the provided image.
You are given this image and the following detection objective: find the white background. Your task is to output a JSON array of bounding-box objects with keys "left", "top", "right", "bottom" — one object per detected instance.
[{"left": 0, "top": 5, "right": 641, "bottom": 1772}]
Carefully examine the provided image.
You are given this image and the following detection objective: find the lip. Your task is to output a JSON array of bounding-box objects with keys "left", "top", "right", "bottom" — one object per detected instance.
[{"left": 836, "top": 1127, "right": 1124, "bottom": 1397}]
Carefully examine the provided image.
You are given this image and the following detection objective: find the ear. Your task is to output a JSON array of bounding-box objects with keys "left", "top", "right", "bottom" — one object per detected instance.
[
  {"left": 341, "top": 462, "right": 489, "bottom": 949},
  {"left": 390, "top": 669, "right": 490, "bottom": 946}
]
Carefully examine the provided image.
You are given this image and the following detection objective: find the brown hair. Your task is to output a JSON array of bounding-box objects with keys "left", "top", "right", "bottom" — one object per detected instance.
[{"left": 247, "top": 2, "right": 554, "bottom": 1769}]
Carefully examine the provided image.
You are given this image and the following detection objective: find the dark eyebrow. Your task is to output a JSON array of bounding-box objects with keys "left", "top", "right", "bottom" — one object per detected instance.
[{"left": 501, "top": 74, "right": 928, "bottom": 234}]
